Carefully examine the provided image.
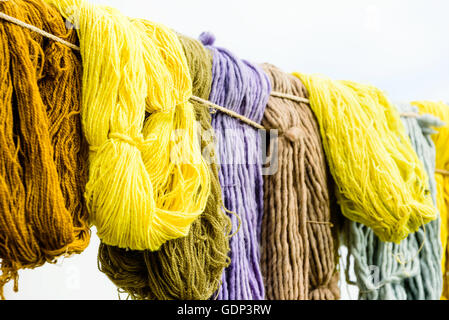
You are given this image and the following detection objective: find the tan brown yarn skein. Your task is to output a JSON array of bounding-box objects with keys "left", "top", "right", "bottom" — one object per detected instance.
[
  {"left": 97, "top": 34, "right": 231, "bottom": 300},
  {"left": 0, "top": 0, "right": 89, "bottom": 298},
  {"left": 260, "top": 64, "right": 340, "bottom": 300}
]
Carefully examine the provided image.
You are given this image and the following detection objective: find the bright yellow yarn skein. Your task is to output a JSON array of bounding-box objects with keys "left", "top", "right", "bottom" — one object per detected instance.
[
  {"left": 293, "top": 73, "right": 436, "bottom": 243},
  {"left": 412, "top": 101, "right": 449, "bottom": 300},
  {"left": 46, "top": 0, "right": 210, "bottom": 251}
]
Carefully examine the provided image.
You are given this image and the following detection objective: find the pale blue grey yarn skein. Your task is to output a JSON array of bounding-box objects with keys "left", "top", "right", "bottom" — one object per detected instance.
[{"left": 346, "top": 103, "right": 443, "bottom": 300}]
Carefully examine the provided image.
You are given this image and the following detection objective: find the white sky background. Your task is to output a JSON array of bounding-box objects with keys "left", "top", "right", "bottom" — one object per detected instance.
[
  {"left": 3, "top": 0, "right": 448, "bottom": 300},
  {"left": 96, "top": 0, "right": 449, "bottom": 102}
]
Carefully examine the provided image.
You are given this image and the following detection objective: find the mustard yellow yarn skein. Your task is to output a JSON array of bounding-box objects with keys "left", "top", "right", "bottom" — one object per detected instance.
[
  {"left": 293, "top": 73, "right": 436, "bottom": 243},
  {"left": 47, "top": 0, "right": 210, "bottom": 251},
  {"left": 412, "top": 101, "right": 449, "bottom": 300}
]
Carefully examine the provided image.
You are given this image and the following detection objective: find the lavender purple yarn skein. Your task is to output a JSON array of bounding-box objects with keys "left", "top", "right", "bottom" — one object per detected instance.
[{"left": 199, "top": 32, "right": 271, "bottom": 300}]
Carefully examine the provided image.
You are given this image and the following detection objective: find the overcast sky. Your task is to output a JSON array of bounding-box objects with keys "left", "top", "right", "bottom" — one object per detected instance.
[{"left": 91, "top": 0, "right": 449, "bottom": 102}]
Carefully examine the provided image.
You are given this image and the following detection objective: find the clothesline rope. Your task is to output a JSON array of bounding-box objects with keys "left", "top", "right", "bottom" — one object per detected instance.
[
  {"left": 399, "top": 112, "right": 419, "bottom": 118},
  {"left": 0, "top": 11, "right": 81, "bottom": 51},
  {"left": 270, "top": 91, "right": 309, "bottom": 104},
  {"left": 436, "top": 168, "right": 449, "bottom": 176},
  {"left": 189, "top": 95, "right": 265, "bottom": 129},
  {"left": 0, "top": 11, "right": 426, "bottom": 128}
]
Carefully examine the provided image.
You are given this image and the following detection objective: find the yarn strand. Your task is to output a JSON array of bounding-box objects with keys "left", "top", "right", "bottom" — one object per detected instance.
[
  {"left": 97, "top": 34, "right": 231, "bottom": 300},
  {"left": 261, "top": 64, "right": 340, "bottom": 300},
  {"left": 200, "top": 31, "right": 271, "bottom": 300},
  {"left": 294, "top": 73, "right": 437, "bottom": 243},
  {"left": 346, "top": 103, "right": 443, "bottom": 300},
  {"left": 412, "top": 101, "right": 449, "bottom": 300},
  {"left": 0, "top": 0, "right": 89, "bottom": 298},
  {"left": 46, "top": 0, "right": 210, "bottom": 251}
]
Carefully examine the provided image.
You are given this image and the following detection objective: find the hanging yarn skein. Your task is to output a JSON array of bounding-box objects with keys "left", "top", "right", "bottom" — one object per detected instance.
[
  {"left": 46, "top": 0, "right": 211, "bottom": 251},
  {"left": 98, "top": 34, "right": 231, "bottom": 300},
  {"left": 260, "top": 64, "right": 340, "bottom": 300},
  {"left": 345, "top": 102, "right": 443, "bottom": 300},
  {"left": 0, "top": 0, "right": 89, "bottom": 299},
  {"left": 293, "top": 73, "right": 437, "bottom": 243},
  {"left": 199, "top": 32, "right": 271, "bottom": 300},
  {"left": 412, "top": 101, "right": 449, "bottom": 300}
]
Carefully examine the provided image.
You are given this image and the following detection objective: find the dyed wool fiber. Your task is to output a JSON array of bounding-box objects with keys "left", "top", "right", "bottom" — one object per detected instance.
[
  {"left": 346, "top": 103, "right": 443, "bottom": 300},
  {"left": 97, "top": 34, "right": 231, "bottom": 300},
  {"left": 199, "top": 32, "right": 271, "bottom": 300},
  {"left": 48, "top": 0, "right": 211, "bottom": 251},
  {"left": 412, "top": 101, "right": 449, "bottom": 300},
  {"left": 260, "top": 64, "right": 340, "bottom": 300},
  {"left": 0, "top": 0, "right": 89, "bottom": 298},
  {"left": 293, "top": 73, "right": 437, "bottom": 243}
]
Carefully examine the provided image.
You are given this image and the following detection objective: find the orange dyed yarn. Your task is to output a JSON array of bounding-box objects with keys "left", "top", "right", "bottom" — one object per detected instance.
[{"left": 0, "top": 0, "right": 89, "bottom": 299}]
